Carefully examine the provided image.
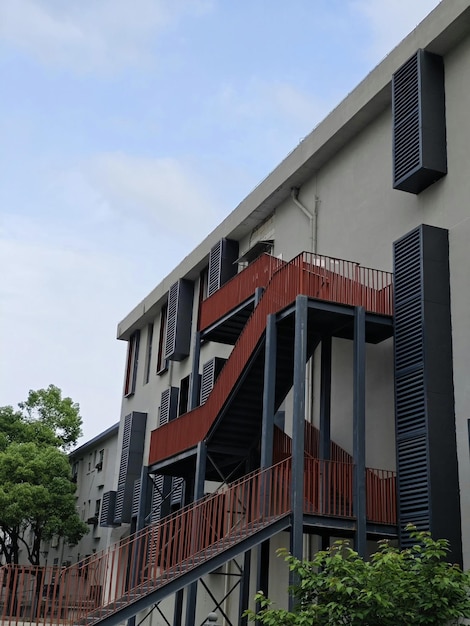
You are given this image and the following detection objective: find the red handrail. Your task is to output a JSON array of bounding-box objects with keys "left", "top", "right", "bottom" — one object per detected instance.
[{"left": 150, "top": 253, "right": 393, "bottom": 465}]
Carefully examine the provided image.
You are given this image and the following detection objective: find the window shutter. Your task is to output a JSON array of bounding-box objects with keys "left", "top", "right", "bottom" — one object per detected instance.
[
  {"left": 150, "top": 475, "right": 164, "bottom": 524},
  {"left": 100, "top": 491, "right": 117, "bottom": 527},
  {"left": 159, "top": 387, "right": 179, "bottom": 426},
  {"left": 170, "top": 477, "right": 184, "bottom": 507},
  {"left": 132, "top": 478, "right": 141, "bottom": 518},
  {"left": 164, "top": 279, "right": 194, "bottom": 361},
  {"left": 200, "top": 357, "right": 227, "bottom": 405},
  {"left": 392, "top": 50, "right": 446, "bottom": 193},
  {"left": 114, "top": 412, "right": 147, "bottom": 525},
  {"left": 207, "top": 238, "right": 239, "bottom": 297}
]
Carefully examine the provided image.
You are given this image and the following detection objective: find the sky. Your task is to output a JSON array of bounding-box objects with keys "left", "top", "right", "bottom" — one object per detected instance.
[{"left": 0, "top": 0, "right": 441, "bottom": 444}]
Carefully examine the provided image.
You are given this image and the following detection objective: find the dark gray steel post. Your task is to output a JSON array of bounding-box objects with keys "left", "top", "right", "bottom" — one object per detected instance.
[
  {"left": 290, "top": 295, "right": 308, "bottom": 608},
  {"left": 319, "top": 335, "right": 332, "bottom": 461},
  {"left": 127, "top": 466, "right": 151, "bottom": 626},
  {"left": 185, "top": 441, "right": 207, "bottom": 625},
  {"left": 260, "top": 314, "right": 277, "bottom": 470},
  {"left": 353, "top": 306, "right": 366, "bottom": 557},
  {"left": 239, "top": 550, "right": 251, "bottom": 626},
  {"left": 189, "top": 331, "right": 201, "bottom": 410}
]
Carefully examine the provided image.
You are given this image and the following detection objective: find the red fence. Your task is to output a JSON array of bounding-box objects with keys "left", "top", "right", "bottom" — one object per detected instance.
[{"left": 150, "top": 253, "right": 393, "bottom": 465}]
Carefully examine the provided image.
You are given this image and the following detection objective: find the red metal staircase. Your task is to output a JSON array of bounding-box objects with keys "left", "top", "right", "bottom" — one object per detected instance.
[{"left": 150, "top": 252, "right": 393, "bottom": 465}]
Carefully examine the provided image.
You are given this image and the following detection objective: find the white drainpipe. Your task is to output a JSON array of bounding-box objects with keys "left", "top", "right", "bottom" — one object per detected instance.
[{"left": 291, "top": 187, "right": 319, "bottom": 255}]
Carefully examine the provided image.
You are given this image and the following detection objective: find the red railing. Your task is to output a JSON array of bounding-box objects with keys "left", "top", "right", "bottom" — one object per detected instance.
[
  {"left": 274, "top": 424, "right": 396, "bottom": 525},
  {"left": 199, "top": 253, "right": 284, "bottom": 332},
  {"left": 366, "top": 468, "right": 397, "bottom": 524},
  {"left": 150, "top": 253, "right": 393, "bottom": 465},
  {"left": 0, "top": 460, "right": 291, "bottom": 626},
  {"left": 0, "top": 457, "right": 396, "bottom": 625}
]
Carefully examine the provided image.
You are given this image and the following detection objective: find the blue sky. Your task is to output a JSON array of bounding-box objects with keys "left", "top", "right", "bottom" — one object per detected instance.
[{"left": 0, "top": 0, "right": 440, "bottom": 443}]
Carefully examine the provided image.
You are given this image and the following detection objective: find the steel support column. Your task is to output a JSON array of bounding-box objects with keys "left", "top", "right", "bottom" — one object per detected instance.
[
  {"left": 185, "top": 441, "right": 207, "bottom": 625},
  {"left": 239, "top": 551, "right": 251, "bottom": 626},
  {"left": 353, "top": 306, "right": 366, "bottom": 557},
  {"left": 189, "top": 331, "right": 201, "bottom": 410},
  {"left": 127, "top": 466, "right": 152, "bottom": 626},
  {"left": 319, "top": 335, "right": 332, "bottom": 461},
  {"left": 261, "top": 314, "right": 277, "bottom": 469},
  {"left": 290, "top": 295, "right": 308, "bottom": 608}
]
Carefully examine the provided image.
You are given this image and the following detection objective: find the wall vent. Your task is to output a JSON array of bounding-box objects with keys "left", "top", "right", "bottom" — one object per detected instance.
[
  {"left": 393, "top": 225, "right": 461, "bottom": 563},
  {"left": 392, "top": 49, "right": 446, "bottom": 194}
]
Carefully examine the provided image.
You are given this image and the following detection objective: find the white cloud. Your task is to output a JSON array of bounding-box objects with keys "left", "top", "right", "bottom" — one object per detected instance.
[
  {"left": 351, "top": 0, "right": 441, "bottom": 62},
  {"left": 85, "top": 152, "right": 221, "bottom": 244},
  {"left": 0, "top": 0, "right": 213, "bottom": 73},
  {"left": 0, "top": 213, "right": 133, "bottom": 441}
]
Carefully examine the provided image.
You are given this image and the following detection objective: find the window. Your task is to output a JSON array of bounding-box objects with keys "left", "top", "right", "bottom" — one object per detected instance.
[
  {"left": 144, "top": 322, "right": 154, "bottom": 384},
  {"left": 156, "top": 304, "right": 168, "bottom": 374},
  {"left": 124, "top": 330, "right": 140, "bottom": 396},
  {"left": 94, "top": 499, "right": 101, "bottom": 518},
  {"left": 96, "top": 449, "right": 104, "bottom": 471},
  {"left": 178, "top": 375, "right": 190, "bottom": 416}
]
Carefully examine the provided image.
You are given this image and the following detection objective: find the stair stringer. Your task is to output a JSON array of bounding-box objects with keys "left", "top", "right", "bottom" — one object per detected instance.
[{"left": 74, "top": 515, "right": 290, "bottom": 626}]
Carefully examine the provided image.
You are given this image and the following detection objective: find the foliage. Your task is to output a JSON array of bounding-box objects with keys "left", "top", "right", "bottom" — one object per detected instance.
[
  {"left": 18, "top": 384, "right": 82, "bottom": 451},
  {"left": 0, "top": 386, "right": 87, "bottom": 565},
  {"left": 246, "top": 528, "right": 470, "bottom": 626}
]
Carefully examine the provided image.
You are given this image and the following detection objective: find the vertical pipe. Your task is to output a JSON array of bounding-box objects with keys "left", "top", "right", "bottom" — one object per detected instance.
[
  {"left": 353, "top": 306, "right": 367, "bottom": 557},
  {"left": 290, "top": 295, "right": 308, "bottom": 609}
]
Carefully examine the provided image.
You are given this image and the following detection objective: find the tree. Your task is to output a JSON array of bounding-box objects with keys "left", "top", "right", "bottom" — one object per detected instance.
[
  {"left": 246, "top": 528, "right": 470, "bottom": 626},
  {"left": 0, "top": 386, "right": 88, "bottom": 565}
]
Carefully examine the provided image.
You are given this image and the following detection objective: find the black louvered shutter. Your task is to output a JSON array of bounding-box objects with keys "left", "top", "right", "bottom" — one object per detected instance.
[
  {"left": 114, "top": 412, "right": 147, "bottom": 525},
  {"left": 170, "top": 477, "right": 184, "bottom": 507},
  {"left": 164, "top": 279, "right": 194, "bottom": 361},
  {"left": 100, "top": 491, "right": 117, "bottom": 527},
  {"left": 392, "top": 49, "right": 446, "bottom": 194},
  {"left": 200, "top": 357, "right": 227, "bottom": 405},
  {"left": 132, "top": 478, "right": 141, "bottom": 518},
  {"left": 393, "top": 225, "right": 461, "bottom": 564},
  {"left": 159, "top": 387, "right": 179, "bottom": 426},
  {"left": 207, "top": 239, "right": 239, "bottom": 297},
  {"left": 150, "top": 475, "right": 167, "bottom": 524}
]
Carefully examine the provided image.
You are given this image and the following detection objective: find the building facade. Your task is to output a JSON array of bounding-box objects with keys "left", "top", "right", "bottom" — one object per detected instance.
[
  {"left": 43, "top": 423, "right": 120, "bottom": 569},
  {"left": 3, "top": 1, "right": 470, "bottom": 624}
]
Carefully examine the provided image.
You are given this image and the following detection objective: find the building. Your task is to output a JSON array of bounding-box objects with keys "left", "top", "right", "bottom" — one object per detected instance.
[
  {"left": 3, "top": 0, "right": 470, "bottom": 624},
  {"left": 31, "top": 424, "right": 120, "bottom": 570}
]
